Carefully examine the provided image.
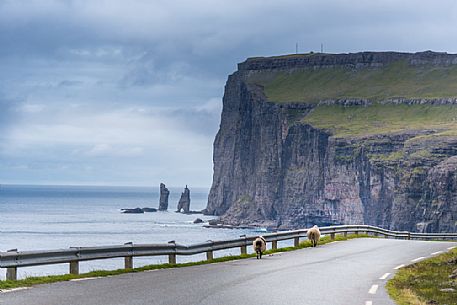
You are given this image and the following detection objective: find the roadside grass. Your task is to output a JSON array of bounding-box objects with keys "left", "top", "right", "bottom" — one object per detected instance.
[
  {"left": 0, "top": 233, "right": 369, "bottom": 290},
  {"left": 387, "top": 248, "right": 457, "bottom": 305},
  {"left": 254, "top": 60, "right": 457, "bottom": 103}
]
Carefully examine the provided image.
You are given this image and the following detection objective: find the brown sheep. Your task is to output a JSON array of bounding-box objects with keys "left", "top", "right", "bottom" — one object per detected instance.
[
  {"left": 252, "top": 236, "right": 267, "bottom": 259},
  {"left": 307, "top": 225, "right": 321, "bottom": 247}
]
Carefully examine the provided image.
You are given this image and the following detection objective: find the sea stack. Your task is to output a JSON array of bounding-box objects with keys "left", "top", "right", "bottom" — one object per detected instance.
[
  {"left": 176, "top": 185, "right": 191, "bottom": 213},
  {"left": 159, "top": 183, "right": 170, "bottom": 211}
]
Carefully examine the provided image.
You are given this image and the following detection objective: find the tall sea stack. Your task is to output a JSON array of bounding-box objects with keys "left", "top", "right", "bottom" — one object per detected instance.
[
  {"left": 159, "top": 183, "right": 170, "bottom": 211},
  {"left": 177, "top": 185, "right": 191, "bottom": 213}
]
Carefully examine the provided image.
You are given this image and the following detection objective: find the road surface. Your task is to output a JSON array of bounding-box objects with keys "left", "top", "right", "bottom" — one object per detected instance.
[{"left": 1, "top": 238, "right": 456, "bottom": 305}]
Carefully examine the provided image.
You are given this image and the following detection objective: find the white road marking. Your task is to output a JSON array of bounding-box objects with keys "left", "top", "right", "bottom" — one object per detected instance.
[
  {"left": 0, "top": 287, "right": 29, "bottom": 293},
  {"left": 411, "top": 257, "right": 425, "bottom": 262},
  {"left": 431, "top": 251, "right": 443, "bottom": 255},
  {"left": 448, "top": 246, "right": 456, "bottom": 250},
  {"left": 394, "top": 264, "right": 405, "bottom": 270},
  {"left": 379, "top": 272, "right": 390, "bottom": 280},
  {"left": 365, "top": 301, "right": 373, "bottom": 305},
  {"left": 69, "top": 277, "right": 101, "bottom": 282},
  {"left": 368, "top": 284, "right": 378, "bottom": 294}
]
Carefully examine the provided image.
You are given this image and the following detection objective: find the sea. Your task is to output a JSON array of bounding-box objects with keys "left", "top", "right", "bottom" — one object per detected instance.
[{"left": 0, "top": 184, "right": 266, "bottom": 280}]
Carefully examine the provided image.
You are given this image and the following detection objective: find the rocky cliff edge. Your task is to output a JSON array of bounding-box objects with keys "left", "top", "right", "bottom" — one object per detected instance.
[{"left": 205, "top": 51, "right": 457, "bottom": 233}]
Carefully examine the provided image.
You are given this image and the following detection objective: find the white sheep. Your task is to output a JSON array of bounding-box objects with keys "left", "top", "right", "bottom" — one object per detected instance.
[
  {"left": 252, "top": 236, "right": 267, "bottom": 259},
  {"left": 307, "top": 225, "right": 321, "bottom": 247}
]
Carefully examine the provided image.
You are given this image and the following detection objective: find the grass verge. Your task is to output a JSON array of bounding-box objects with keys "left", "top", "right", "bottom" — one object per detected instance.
[
  {"left": 0, "top": 233, "right": 369, "bottom": 290},
  {"left": 387, "top": 248, "right": 457, "bottom": 305}
]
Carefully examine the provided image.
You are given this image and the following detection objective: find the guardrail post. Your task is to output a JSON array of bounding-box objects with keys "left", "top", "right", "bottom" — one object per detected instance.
[
  {"left": 206, "top": 240, "right": 214, "bottom": 261},
  {"left": 407, "top": 232, "right": 411, "bottom": 240},
  {"left": 6, "top": 249, "right": 18, "bottom": 281},
  {"left": 168, "top": 241, "right": 177, "bottom": 265},
  {"left": 6, "top": 267, "right": 17, "bottom": 281},
  {"left": 330, "top": 233, "right": 335, "bottom": 240},
  {"left": 124, "top": 256, "right": 133, "bottom": 269},
  {"left": 240, "top": 235, "right": 247, "bottom": 255},
  {"left": 69, "top": 247, "right": 80, "bottom": 275},
  {"left": 294, "top": 236, "right": 300, "bottom": 247},
  {"left": 343, "top": 231, "right": 347, "bottom": 237},
  {"left": 124, "top": 242, "right": 134, "bottom": 269},
  {"left": 69, "top": 261, "right": 79, "bottom": 275},
  {"left": 374, "top": 232, "right": 379, "bottom": 237},
  {"left": 272, "top": 240, "right": 278, "bottom": 250}
]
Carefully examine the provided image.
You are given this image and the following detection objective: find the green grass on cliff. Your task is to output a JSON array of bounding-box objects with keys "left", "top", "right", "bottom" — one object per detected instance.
[
  {"left": 387, "top": 248, "right": 457, "bottom": 305},
  {"left": 302, "top": 104, "right": 457, "bottom": 137},
  {"left": 254, "top": 60, "right": 457, "bottom": 103}
]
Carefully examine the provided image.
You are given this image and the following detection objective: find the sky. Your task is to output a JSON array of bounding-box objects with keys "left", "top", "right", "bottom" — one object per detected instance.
[{"left": 1, "top": 0, "right": 457, "bottom": 187}]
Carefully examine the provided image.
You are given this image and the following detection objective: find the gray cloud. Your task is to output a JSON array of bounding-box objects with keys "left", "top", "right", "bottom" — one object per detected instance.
[
  {"left": 1, "top": 0, "right": 457, "bottom": 186},
  {"left": 0, "top": 91, "right": 24, "bottom": 133}
]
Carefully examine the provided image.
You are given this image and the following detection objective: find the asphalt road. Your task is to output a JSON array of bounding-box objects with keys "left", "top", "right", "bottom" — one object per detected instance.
[{"left": 1, "top": 238, "right": 456, "bottom": 305}]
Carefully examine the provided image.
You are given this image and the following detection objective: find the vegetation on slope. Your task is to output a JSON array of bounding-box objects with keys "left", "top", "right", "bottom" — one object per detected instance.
[
  {"left": 302, "top": 104, "right": 457, "bottom": 137},
  {"left": 387, "top": 248, "right": 457, "bottom": 305},
  {"left": 247, "top": 59, "right": 457, "bottom": 138},
  {"left": 255, "top": 60, "right": 457, "bottom": 103}
]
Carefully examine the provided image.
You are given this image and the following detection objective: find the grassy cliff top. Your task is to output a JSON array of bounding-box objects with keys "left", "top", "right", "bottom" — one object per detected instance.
[
  {"left": 251, "top": 60, "right": 457, "bottom": 103},
  {"left": 303, "top": 104, "right": 457, "bottom": 137},
  {"left": 245, "top": 53, "right": 457, "bottom": 137}
]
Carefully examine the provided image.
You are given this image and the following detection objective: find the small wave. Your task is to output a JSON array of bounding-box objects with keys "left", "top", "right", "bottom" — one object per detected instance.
[{"left": 253, "top": 227, "right": 268, "bottom": 232}]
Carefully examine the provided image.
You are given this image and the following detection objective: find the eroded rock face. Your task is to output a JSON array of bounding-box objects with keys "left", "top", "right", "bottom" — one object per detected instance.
[
  {"left": 177, "top": 186, "right": 191, "bottom": 213},
  {"left": 205, "top": 52, "right": 457, "bottom": 232},
  {"left": 237, "top": 50, "right": 457, "bottom": 71},
  {"left": 159, "top": 183, "right": 170, "bottom": 211}
]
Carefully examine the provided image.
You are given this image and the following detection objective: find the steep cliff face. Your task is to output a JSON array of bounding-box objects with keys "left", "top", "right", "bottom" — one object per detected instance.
[{"left": 205, "top": 51, "right": 457, "bottom": 232}]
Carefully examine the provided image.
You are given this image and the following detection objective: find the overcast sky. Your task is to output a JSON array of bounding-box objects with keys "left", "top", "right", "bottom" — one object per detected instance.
[{"left": 1, "top": 0, "right": 457, "bottom": 187}]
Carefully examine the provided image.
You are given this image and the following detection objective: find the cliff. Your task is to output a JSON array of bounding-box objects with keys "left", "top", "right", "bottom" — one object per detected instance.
[{"left": 205, "top": 51, "right": 457, "bottom": 233}]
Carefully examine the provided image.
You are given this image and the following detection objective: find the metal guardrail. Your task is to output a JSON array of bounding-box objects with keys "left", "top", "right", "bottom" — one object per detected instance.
[{"left": 1, "top": 225, "right": 456, "bottom": 281}]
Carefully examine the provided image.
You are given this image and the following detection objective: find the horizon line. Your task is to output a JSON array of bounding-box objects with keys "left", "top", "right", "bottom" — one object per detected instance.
[{"left": 0, "top": 183, "right": 211, "bottom": 189}]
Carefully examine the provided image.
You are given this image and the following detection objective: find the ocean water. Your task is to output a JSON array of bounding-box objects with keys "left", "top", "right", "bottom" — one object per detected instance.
[{"left": 0, "top": 185, "right": 265, "bottom": 280}]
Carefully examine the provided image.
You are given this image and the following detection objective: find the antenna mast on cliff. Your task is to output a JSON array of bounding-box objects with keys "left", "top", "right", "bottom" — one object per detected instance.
[
  {"left": 321, "top": 43, "right": 324, "bottom": 53},
  {"left": 296, "top": 42, "right": 298, "bottom": 54}
]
